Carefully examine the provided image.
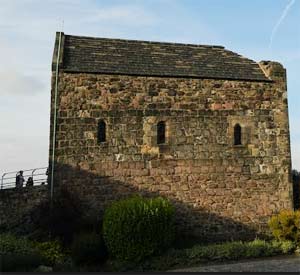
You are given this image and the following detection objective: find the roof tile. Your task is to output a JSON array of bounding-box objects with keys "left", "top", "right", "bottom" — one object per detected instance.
[{"left": 56, "top": 33, "right": 270, "bottom": 81}]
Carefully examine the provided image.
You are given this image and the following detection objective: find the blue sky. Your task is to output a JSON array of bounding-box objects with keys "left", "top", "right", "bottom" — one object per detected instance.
[{"left": 0, "top": 0, "right": 299, "bottom": 174}]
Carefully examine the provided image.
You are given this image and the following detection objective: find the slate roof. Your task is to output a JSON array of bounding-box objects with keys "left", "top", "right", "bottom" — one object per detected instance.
[{"left": 53, "top": 32, "right": 270, "bottom": 82}]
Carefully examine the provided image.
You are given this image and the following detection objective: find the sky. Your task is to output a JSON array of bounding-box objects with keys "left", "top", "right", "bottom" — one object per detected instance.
[{"left": 0, "top": 0, "right": 299, "bottom": 175}]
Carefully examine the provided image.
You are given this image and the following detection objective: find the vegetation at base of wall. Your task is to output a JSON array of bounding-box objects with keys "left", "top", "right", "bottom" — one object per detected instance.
[
  {"left": 0, "top": 233, "right": 44, "bottom": 271},
  {"left": 277, "top": 239, "right": 296, "bottom": 254},
  {"left": 34, "top": 239, "right": 65, "bottom": 266},
  {"left": 103, "top": 195, "right": 175, "bottom": 262},
  {"left": 71, "top": 232, "right": 108, "bottom": 265},
  {"left": 107, "top": 239, "right": 296, "bottom": 272},
  {"left": 30, "top": 187, "right": 84, "bottom": 245},
  {"left": 151, "top": 239, "right": 295, "bottom": 271},
  {"left": 268, "top": 209, "right": 300, "bottom": 244},
  {"left": 2, "top": 232, "right": 294, "bottom": 272},
  {"left": 0, "top": 233, "right": 36, "bottom": 255}
]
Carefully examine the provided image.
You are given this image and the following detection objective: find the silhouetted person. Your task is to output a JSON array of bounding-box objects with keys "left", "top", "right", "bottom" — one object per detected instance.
[
  {"left": 46, "top": 167, "right": 49, "bottom": 185},
  {"left": 16, "top": 171, "right": 25, "bottom": 188},
  {"left": 26, "top": 177, "right": 34, "bottom": 187}
]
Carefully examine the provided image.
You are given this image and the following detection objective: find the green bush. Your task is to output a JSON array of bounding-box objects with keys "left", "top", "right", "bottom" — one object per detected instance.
[
  {"left": 71, "top": 232, "right": 107, "bottom": 265},
  {"left": 0, "top": 233, "right": 35, "bottom": 255},
  {"left": 103, "top": 196, "right": 175, "bottom": 262},
  {"left": 268, "top": 209, "right": 300, "bottom": 244},
  {"left": 0, "top": 234, "right": 43, "bottom": 271},
  {"left": 35, "top": 239, "right": 65, "bottom": 266},
  {"left": 274, "top": 240, "right": 296, "bottom": 254}
]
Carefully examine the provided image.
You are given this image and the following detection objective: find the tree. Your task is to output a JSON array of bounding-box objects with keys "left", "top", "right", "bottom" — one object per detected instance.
[{"left": 292, "top": 169, "right": 300, "bottom": 210}]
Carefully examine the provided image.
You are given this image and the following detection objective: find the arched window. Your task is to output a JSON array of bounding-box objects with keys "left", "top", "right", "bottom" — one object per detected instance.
[
  {"left": 157, "top": 121, "right": 166, "bottom": 145},
  {"left": 234, "top": 124, "right": 242, "bottom": 145},
  {"left": 98, "top": 120, "right": 106, "bottom": 143}
]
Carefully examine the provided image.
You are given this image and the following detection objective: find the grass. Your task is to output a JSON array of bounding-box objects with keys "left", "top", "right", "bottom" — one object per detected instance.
[
  {"left": 100, "top": 239, "right": 296, "bottom": 272},
  {"left": 1, "top": 232, "right": 296, "bottom": 272}
]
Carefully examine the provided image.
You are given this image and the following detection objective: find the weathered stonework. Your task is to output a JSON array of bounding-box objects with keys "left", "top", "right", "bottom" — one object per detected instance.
[
  {"left": 0, "top": 186, "right": 48, "bottom": 232},
  {"left": 48, "top": 33, "right": 293, "bottom": 241}
]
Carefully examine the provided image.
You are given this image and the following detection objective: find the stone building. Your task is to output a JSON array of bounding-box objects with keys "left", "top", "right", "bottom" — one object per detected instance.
[{"left": 49, "top": 32, "right": 293, "bottom": 241}]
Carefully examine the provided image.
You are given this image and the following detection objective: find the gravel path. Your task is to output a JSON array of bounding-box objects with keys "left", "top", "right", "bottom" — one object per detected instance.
[{"left": 170, "top": 255, "right": 300, "bottom": 272}]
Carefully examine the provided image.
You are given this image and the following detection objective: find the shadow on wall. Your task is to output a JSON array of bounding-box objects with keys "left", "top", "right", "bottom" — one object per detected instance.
[
  {"left": 0, "top": 185, "right": 49, "bottom": 234},
  {"left": 48, "top": 162, "right": 267, "bottom": 244}
]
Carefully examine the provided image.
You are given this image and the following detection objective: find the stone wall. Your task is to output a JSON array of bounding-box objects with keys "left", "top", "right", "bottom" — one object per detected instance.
[
  {"left": 48, "top": 61, "right": 293, "bottom": 241},
  {"left": 0, "top": 186, "right": 49, "bottom": 232}
]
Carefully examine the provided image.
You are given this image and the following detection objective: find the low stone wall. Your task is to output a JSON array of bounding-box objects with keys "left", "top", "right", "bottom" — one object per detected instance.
[{"left": 0, "top": 185, "right": 49, "bottom": 232}]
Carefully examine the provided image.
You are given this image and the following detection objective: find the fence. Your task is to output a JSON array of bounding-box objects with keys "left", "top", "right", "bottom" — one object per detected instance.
[{"left": 1, "top": 167, "right": 48, "bottom": 190}]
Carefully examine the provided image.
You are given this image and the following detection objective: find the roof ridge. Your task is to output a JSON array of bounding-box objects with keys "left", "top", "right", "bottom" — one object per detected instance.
[{"left": 64, "top": 33, "right": 225, "bottom": 49}]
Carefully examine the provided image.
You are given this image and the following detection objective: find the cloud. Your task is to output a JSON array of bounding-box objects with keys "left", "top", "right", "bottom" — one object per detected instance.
[
  {"left": 0, "top": 70, "right": 45, "bottom": 96},
  {"left": 269, "top": 0, "right": 296, "bottom": 48}
]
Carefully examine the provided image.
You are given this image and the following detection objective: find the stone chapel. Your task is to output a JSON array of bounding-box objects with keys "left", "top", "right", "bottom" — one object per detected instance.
[{"left": 49, "top": 32, "right": 293, "bottom": 241}]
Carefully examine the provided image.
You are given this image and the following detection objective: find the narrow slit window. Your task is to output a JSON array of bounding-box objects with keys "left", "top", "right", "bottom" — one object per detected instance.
[
  {"left": 157, "top": 121, "right": 166, "bottom": 145},
  {"left": 98, "top": 120, "right": 106, "bottom": 143},
  {"left": 234, "top": 124, "right": 242, "bottom": 145}
]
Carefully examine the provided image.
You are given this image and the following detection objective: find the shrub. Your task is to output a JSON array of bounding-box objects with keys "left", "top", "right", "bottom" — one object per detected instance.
[
  {"left": 186, "top": 241, "right": 247, "bottom": 261},
  {"left": 295, "top": 245, "right": 300, "bottom": 255},
  {"left": 104, "top": 238, "right": 296, "bottom": 271},
  {"left": 216, "top": 241, "right": 247, "bottom": 260},
  {"left": 0, "top": 233, "right": 35, "bottom": 255},
  {"left": 71, "top": 232, "right": 108, "bottom": 265},
  {"left": 144, "top": 239, "right": 296, "bottom": 271},
  {"left": 245, "top": 239, "right": 281, "bottom": 257},
  {"left": 103, "top": 196, "right": 175, "bottom": 262},
  {"left": 292, "top": 170, "right": 300, "bottom": 210},
  {"left": 275, "top": 240, "right": 296, "bottom": 254},
  {"left": 175, "top": 239, "right": 289, "bottom": 264},
  {"left": 35, "top": 239, "right": 65, "bottom": 266},
  {"left": 268, "top": 209, "right": 300, "bottom": 244},
  {"left": 30, "top": 187, "right": 83, "bottom": 245},
  {"left": 0, "top": 234, "right": 43, "bottom": 272}
]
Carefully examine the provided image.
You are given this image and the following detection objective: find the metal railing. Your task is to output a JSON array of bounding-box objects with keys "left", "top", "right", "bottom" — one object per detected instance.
[{"left": 1, "top": 167, "right": 48, "bottom": 190}]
